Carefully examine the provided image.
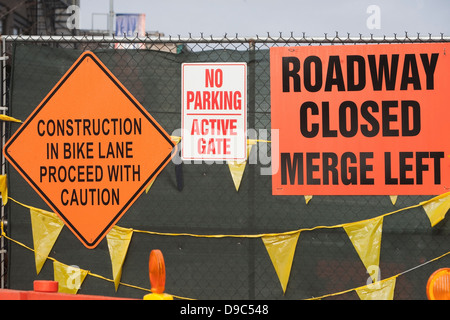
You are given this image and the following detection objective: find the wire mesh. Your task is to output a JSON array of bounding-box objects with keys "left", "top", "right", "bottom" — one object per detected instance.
[{"left": 0, "top": 33, "right": 449, "bottom": 299}]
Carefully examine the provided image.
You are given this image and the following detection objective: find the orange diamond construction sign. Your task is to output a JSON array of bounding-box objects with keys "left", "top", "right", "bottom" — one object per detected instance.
[{"left": 3, "top": 51, "right": 175, "bottom": 249}]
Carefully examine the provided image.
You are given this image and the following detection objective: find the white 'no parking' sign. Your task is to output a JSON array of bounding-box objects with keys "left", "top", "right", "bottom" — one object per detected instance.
[{"left": 181, "top": 63, "right": 247, "bottom": 161}]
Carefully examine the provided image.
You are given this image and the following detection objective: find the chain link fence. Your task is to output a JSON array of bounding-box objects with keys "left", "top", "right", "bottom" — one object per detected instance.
[{"left": 0, "top": 33, "right": 449, "bottom": 299}]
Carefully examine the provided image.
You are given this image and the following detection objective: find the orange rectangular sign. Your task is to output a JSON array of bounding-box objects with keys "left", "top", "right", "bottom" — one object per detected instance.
[{"left": 270, "top": 43, "right": 450, "bottom": 195}]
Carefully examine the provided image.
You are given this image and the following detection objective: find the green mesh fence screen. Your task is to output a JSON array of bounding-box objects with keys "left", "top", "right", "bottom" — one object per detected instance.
[{"left": 1, "top": 36, "right": 448, "bottom": 300}]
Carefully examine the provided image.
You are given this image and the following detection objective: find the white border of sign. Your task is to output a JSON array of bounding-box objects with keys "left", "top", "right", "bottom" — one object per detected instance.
[{"left": 181, "top": 62, "right": 247, "bottom": 161}]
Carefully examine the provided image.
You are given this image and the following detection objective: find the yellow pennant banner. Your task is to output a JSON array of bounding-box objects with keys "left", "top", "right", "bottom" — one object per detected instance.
[
  {"left": 53, "top": 261, "right": 88, "bottom": 294},
  {"left": 106, "top": 225, "right": 134, "bottom": 291},
  {"left": 304, "top": 195, "right": 313, "bottom": 204},
  {"left": 0, "top": 175, "right": 7, "bottom": 206},
  {"left": 421, "top": 192, "right": 450, "bottom": 227},
  {"left": 228, "top": 140, "right": 256, "bottom": 192},
  {"left": 356, "top": 277, "right": 397, "bottom": 300},
  {"left": 171, "top": 135, "right": 181, "bottom": 145},
  {"left": 30, "top": 207, "right": 64, "bottom": 275},
  {"left": 344, "top": 217, "right": 383, "bottom": 283},
  {"left": 0, "top": 114, "right": 22, "bottom": 123},
  {"left": 390, "top": 195, "right": 398, "bottom": 205},
  {"left": 262, "top": 231, "right": 300, "bottom": 294},
  {"left": 145, "top": 178, "right": 156, "bottom": 194}
]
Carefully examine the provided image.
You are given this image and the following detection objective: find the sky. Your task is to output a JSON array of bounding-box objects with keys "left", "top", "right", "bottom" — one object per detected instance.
[{"left": 79, "top": 0, "right": 450, "bottom": 38}]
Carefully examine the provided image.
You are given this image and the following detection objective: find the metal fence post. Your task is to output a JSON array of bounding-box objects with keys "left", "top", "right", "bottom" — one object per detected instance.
[
  {"left": 0, "top": 35, "right": 7, "bottom": 289},
  {"left": 247, "top": 38, "right": 257, "bottom": 299}
]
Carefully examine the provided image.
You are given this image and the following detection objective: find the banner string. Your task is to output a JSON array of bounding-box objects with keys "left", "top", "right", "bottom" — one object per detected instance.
[
  {"left": 307, "top": 250, "right": 450, "bottom": 300},
  {"left": 1, "top": 220, "right": 448, "bottom": 300},
  {"left": 8, "top": 192, "right": 441, "bottom": 239},
  {"left": 1, "top": 193, "right": 449, "bottom": 300},
  {"left": 0, "top": 221, "right": 192, "bottom": 300}
]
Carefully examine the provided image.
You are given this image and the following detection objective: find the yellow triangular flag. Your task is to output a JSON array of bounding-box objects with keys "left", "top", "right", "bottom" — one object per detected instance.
[
  {"left": 356, "top": 277, "right": 396, "bottom": 300},
  {"left": 145, "top": 178, "right": 156, "bottom": 193},
  {"left": 304, "top": 195, "right": 313, "bottom": 204},
  {"left": 389, "top": 195, "right": 397, "bottom": 205},
  {"left": 30, "top": 208, "right": 64, "bottom": 275},
  {"left": 0, "top": 114, "right": 22, "bottom": 123},
  {"left": 228, "top": 158, "right": 248, "bottom": 191},
  {"left": 421, "top": 192, "right": 450, "bottom": 227},
  {"left": 106, "top": 225, "right": 133, "bottom": 291},
  {"left": 262, "top": 231, "right": 300, "bottom": 294},
  {"left": 344, "top": 217, "right": 383, "bottom": 283},
  {"left": 228, "top": 141, "right": 255, "bottom": 192},
  {"left": 53, "top": 261, "right": 88, "bottom": 294},
  {"left": 171, "top": 135, "right": 181, "bottom": 145},
  {"left": 0, "top": 175, "right": 8, "bottom": 205}
]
